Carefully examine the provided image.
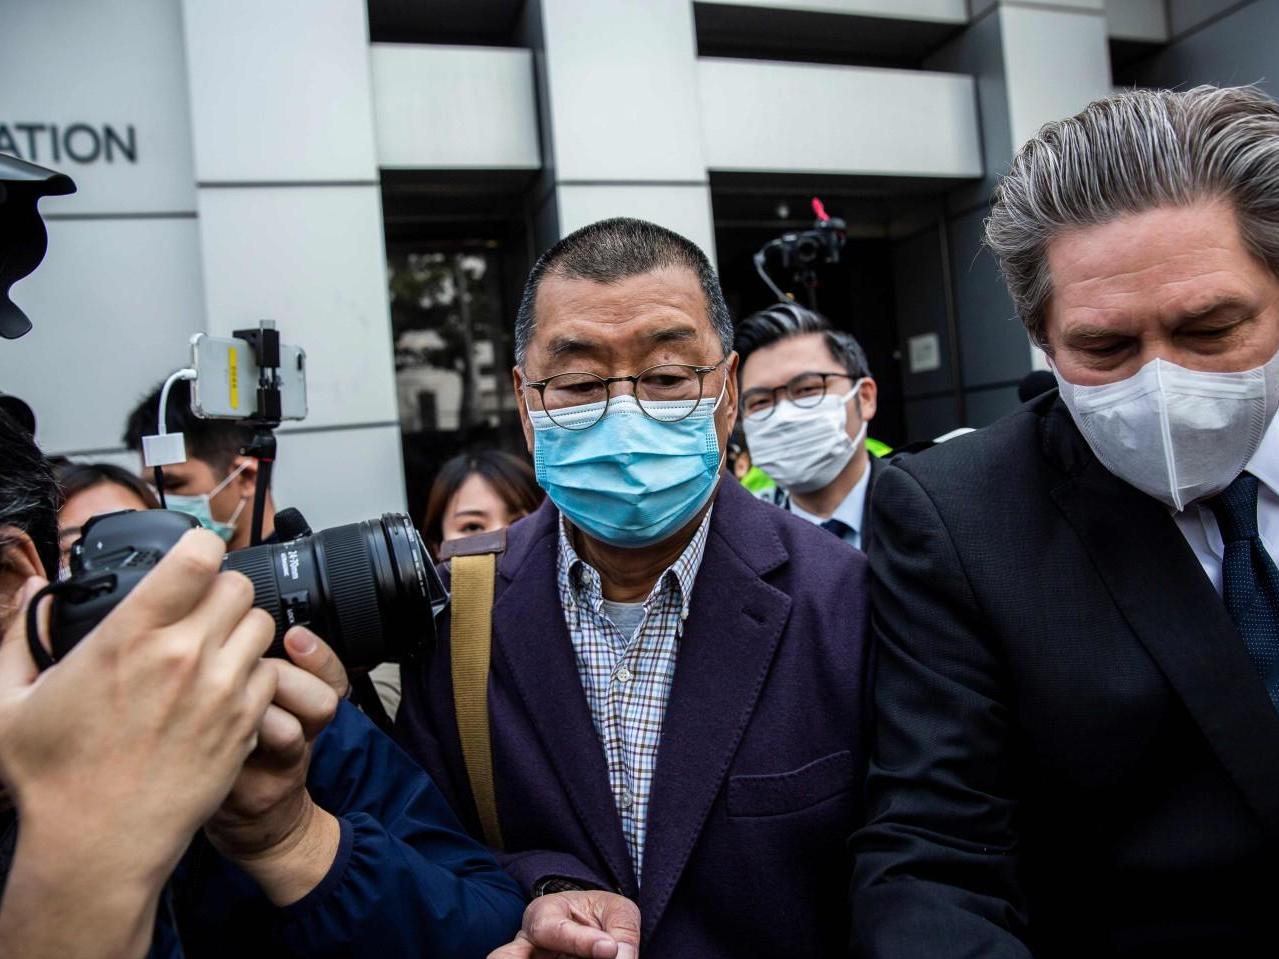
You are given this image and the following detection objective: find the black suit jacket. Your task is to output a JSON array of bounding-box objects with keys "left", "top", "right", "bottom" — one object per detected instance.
[
  {"left": 850, "top": 392, "right": 1279, "bottom": 958},
  {"left": 859, "top": 451, "right": 883, "bottom": 555}
]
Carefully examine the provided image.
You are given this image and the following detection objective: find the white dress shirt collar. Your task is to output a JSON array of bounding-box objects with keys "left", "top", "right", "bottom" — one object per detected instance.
[
  {"left": 1174, "top": 413, "right": 1279, "bottom": 594},
  {"left": 790, "top": 460, "right": 871, "bottom": 537}
]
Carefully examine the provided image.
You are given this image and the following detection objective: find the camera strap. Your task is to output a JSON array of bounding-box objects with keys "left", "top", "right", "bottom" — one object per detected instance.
[{"left": 442, "top": 530, "right": 507, "bottom": 850}]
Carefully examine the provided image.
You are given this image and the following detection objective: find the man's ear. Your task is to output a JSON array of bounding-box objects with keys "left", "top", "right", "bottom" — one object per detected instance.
[
  {"left": 230, "top": 455, "right": 260, "bottom": 499},
  {"left": 720, "top": 351, "right": 740, "bottom": 438},
  {"left": 856, "top": 377, "right": 878, "bottom": 424},
  {"left": 513, "top": 366, "right": 535, "bottom": 454},
  {"left": 0, "top": 528, "right": 46, "bottom": 630}
]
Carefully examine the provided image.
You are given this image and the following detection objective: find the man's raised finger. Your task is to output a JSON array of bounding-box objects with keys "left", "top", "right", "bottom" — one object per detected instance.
[
  {"left": 188, "top": 569, "right": 259, "bottom": 652},
  {"left": 104, "top": 529, "right": 227, "bottom": 633},
  {"left": 283, "top": 627, "right": 349, "bottom": 698},
  {"left": 268, "top": 659, "right": 338, "bottom": 741},
  {"left": 254, "top": 702, "right": 307, "bottom": 765},
  {"left": 220, "top": 607, "right": 277, "bottom": 683}
]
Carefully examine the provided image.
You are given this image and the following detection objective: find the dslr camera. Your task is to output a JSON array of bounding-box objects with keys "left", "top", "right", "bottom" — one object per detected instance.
[{"left": 44, "top": 508, "right": 447, "bottom": 670}]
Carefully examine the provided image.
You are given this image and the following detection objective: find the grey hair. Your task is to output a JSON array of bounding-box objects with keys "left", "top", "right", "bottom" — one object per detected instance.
[
  {"left": 733, "top": 301, "right": 871, "bottom": 380},
  {"left": 514, "top": 217, "right": 733, "bottom": 367},
  {"left": 985, "top": 84, "right": 1279, "bottom": 348}
]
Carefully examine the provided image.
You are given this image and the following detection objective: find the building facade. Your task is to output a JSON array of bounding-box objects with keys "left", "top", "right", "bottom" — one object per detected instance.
[{"left": 3, "top": 0, "right": 1275, "bottom": 528}]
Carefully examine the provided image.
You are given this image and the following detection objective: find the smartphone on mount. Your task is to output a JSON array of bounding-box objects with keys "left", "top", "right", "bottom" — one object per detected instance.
[{"left": 189, "top": 332, "right": 308, "bottom": 421}]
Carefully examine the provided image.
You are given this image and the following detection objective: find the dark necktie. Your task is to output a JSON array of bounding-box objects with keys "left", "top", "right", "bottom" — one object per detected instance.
[
  {"left": 1205, "top": 472, "right": 1279, "bottom": 712},
  {"left": 821, "top": 518, "right": 852, "bottom": 540}
]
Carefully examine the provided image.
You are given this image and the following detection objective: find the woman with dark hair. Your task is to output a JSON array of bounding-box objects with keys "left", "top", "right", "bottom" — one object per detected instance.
[
  {"left": 422, "top": 450, "right": 544, "bottom": 559},
  {"left": 55, "top": 461, "right": 160, "bottom": 571}
]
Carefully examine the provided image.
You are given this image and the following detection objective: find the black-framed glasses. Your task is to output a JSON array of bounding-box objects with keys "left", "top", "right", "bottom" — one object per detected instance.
[
  {"left": 740, "top": 370, "right": 856, "bottom": 420},
  {"left": 523, "top": 357, "right": 729, "bottom": 430}
]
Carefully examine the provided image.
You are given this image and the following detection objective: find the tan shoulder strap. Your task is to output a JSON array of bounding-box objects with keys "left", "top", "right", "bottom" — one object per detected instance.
[{"left": 444, "top": 533, "right": 504, "bottom": 850}]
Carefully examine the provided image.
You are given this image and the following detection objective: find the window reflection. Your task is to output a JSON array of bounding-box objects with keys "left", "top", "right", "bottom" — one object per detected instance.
[{"left": 390, "top": 249, "right": 517, "bottom": 432}]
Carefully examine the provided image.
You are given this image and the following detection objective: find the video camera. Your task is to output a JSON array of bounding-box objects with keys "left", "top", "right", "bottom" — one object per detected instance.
[
  {"left": 754, "top": 197, "right": 848, "bottom": 309},
  {"left": 36, "top": 507, "right": 446, "bottom": 672}
]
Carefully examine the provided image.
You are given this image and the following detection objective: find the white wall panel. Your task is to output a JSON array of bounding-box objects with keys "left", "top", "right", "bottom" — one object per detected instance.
[
  {"left": 698, "top": 59, "right": 982, "bottom": 178},
  {"left": 711, "top": 0, "right": 966, "bottom": 21},
  {"left": 180, "top": 0, "right": 378, "bottom": 182},
  {"left": 1000, "top": 5, "right": 1112, "bottom": 150},
  {"left": 7, "top": 218, "right": 206, "bottom": 454},
  {"left": 556, "top": 184, "right": 717, "bottom": 262},
  {"left": 273, "top": 424, "right": 407, "bottom": 527},
  {"left": 370, "top": 45, "right": 540, "bottom": 169},
  {"left": 539, "top": 0, "right": 706, "bottom": 181},
  {"left": 194, "top": 186, "right": 398, "bottom": 430},
  {"left": 0, "top": 0, "right": 196, "bottom": 215}
]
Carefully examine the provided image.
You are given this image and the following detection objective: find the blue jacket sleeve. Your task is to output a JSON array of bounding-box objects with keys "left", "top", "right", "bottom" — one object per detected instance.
[{"left": 179, "top": 700, "right": 525, "bottom": 958}]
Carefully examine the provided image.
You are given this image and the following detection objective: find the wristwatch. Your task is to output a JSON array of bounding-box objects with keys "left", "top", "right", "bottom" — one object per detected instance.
[{"left": 533, "top": 876, "right": 589, "bottom": 897}]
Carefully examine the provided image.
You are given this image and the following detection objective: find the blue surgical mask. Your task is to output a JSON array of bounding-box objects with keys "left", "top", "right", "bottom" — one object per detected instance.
[
  {"left": 530, "top": 388, "right": 726, "bottom": 549},
  {"left": 165, "top": 462, "right": 249, "bottom": 543}
]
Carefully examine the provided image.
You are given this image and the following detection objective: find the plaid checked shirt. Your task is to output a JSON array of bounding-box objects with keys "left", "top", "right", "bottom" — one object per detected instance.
[{"left": 556, "top": 509, "right": 713, "bottom": 884}]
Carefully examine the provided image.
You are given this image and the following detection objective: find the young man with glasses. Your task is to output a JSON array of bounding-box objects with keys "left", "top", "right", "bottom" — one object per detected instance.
[
  {"left": 395, "top": 218, "right": 871, "bottom": 959},
  {"left": 735, "top": 303, "right": 882, "bottom": 552}
]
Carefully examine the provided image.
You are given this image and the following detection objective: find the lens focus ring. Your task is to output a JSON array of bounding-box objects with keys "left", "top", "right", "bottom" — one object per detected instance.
[
  {"left": 320, "top": 523, "right": 383, "bottom": 657},
  {"left": 224, "top": 547, "right": 285, "bottom": 645}
]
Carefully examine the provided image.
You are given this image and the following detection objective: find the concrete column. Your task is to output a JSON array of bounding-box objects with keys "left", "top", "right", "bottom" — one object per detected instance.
[
  {"left": 528, "top": 0, "right": 716, "bottom": 257},
  {"left": 180, "top": 0, "right": 406, "bottom": 528},
  {"left": 900, "top": 0, "right": 1112, "bottom": 434}
]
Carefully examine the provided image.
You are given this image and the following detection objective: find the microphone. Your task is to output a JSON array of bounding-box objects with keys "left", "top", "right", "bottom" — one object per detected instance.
[{"left": 274, "top": 507, "right": 312, "bottom": 541}]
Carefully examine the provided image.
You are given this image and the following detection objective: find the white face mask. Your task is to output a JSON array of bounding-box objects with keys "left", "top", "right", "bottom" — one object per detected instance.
[
  {"left": 743, "top": 381, "right": 866, "bottom": 494},
  {"left": 1053, "top": 350, "right": 1279, "bottom": 511}
]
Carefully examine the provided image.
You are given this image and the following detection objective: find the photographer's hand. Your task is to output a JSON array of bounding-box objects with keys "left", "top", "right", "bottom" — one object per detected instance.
[
  {"left": 204, "top": 626, "right": 344, "bottom": 906},
  {"left": 0, "top": 530, "right": 278, "bottom": 959}
]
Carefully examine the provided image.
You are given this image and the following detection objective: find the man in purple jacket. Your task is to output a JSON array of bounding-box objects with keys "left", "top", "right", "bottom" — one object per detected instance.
[{"left": 396, "top": 218, "right": 871, "bottom": 958}]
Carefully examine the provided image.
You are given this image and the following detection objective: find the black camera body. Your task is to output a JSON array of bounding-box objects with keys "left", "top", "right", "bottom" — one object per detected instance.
[
  {"left": 51, "top": 508, "right": 447, "bottom": 669},
  {"left": 774, "top": 216, "right": 848, "bottom": 270}
]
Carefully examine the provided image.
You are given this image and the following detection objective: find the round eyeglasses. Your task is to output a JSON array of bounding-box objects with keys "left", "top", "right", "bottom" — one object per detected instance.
[
  {"left": 740, "top": 370, "right": 856, "bottom": 421},
  {"left": 523, "top": 357, "right": 729, "bottom": 430}
]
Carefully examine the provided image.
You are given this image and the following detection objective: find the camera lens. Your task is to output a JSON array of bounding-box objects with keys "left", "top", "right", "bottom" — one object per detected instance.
[
  {"left": 224, "top": 512, "right": 443, "bottom": 669},
  {"left": 794, "top": 235, "right": 822, "bottom": 265}
]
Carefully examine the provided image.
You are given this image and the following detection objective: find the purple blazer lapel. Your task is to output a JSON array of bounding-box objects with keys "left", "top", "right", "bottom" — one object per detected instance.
[
  {"left": 491, "top": 502, "right": 638, "bottom": 896},
  {"left": 639, "top": 479, "right": 792, "bottom": 937}
]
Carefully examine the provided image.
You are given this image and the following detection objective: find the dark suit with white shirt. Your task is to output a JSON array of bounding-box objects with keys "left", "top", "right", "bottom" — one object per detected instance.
[{"left": 850, "top": 390, "right": 1278, "bottom": 957}]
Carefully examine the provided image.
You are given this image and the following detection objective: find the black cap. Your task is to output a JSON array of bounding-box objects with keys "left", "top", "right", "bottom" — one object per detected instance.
[
  {"left": 0, "top": 154, "right": 77, "bottom": 340},
  {"left": 0, "top": 391, "right": 36, "bottom": 435}
]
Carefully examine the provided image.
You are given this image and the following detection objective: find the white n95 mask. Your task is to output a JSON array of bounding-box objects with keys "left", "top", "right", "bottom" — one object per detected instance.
[
  {"left": 743, "top": 382, "right": 866, "bottom": 494},
  {"left": 1054, "top": 350, "right": 1279, "bottom": 511}
]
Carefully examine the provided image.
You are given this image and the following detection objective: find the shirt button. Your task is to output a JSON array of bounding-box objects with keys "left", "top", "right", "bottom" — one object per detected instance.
[
  {"left": 618, "top": 788, "right": 633, "bottom": 810},
  {"left": 614, "top": 666, "right": 633, "bottom": 684}
]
